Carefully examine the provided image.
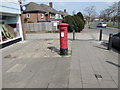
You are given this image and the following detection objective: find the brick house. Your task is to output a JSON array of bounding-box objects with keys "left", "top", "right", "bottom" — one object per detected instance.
[
  {"left": 22, "top": 2, "right": 68, "bottom": 23},
  {"left": 40, "top": 3, "right": 59, "bottom": 21},
  {"left": 22, "top": 2, "right": 46, "bottom": 23},
  {"left": 58, "top": 9, "right": 68, "bottom": 20}
]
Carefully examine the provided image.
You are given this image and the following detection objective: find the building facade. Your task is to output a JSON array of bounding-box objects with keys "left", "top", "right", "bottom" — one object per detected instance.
[{"left": 22, "top": 2, "right": 68, "bottom": 23}]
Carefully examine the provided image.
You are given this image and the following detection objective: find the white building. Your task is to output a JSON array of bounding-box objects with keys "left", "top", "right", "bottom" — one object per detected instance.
[{"left": 0, "top": 0, "right": 23, "bottom": 48}]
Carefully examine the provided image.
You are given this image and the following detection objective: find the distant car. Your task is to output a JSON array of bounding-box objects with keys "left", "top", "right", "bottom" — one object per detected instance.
[
  {"left": 97, "top": 22, "right": 107, "bottom": 28},
  {"left": 112, "top": 33, "right": 120, "bottom": 50}
]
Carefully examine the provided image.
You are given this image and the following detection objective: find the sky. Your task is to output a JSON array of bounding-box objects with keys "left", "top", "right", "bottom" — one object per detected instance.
[{"left": 22, "top": 1, "right": 119, "bottom": 15}]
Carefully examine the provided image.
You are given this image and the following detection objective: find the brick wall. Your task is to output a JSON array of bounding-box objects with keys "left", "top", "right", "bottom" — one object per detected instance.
[
  {"left": 28, "top": 13, "right": 38, "bottom": 22},
  {"left": 22, "top": 12, "right": 46, "bottom": 23},
  {"left": 22, "top": 12, "right": 57, "bottom": 23}
]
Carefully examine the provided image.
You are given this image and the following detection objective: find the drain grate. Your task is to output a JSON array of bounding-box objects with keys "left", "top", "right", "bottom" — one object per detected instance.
[{"left": 95, "top": 74, "right": 102, "bottom": 80}]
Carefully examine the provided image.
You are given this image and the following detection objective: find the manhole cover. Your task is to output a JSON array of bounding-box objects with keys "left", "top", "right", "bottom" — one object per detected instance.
[{"left": 95, "top": 74, "right": 102, "bottom": 80}]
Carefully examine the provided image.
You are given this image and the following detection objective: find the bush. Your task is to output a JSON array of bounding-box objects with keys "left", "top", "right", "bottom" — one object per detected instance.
[
  {"left": 28, "top": 21, "right": 34, "bottom": 23},
  {"left": 24, "top": 17, "right": 29, "bottom": 23},
  {"left": 73, "top": 15, "right": 84, "bottom": 32},
  {"left": 77, "top": 12, "right": 85, "bottom": 24},
  {"left": 62, "top": 14, "right": 85, "bottom": 32},
  {"left": 62, "top": 15, "right": 74, "bottom": 32}
]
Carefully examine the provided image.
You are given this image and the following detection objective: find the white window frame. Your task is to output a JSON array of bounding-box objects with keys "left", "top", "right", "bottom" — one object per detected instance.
[
  {"left": 26, "top": 13, "right": 30, "bottom": 18},
  {"left": 41, "top": 13, "right": 44, "bottom": 18},
  {"left": 50, "top": 14, "right": 55, "bottom": 19}
]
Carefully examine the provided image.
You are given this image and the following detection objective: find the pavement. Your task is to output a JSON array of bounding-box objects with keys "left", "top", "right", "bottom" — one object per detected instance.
[{"left": 1, "top": 28, "right": 119, "bottom": 88}]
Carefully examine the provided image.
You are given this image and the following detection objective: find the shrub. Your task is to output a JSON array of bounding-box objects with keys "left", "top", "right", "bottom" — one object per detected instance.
[
  {"left": 62, "top": 14, "right": 85, "bottom": 32},
  {"left": 73, "top": 15, "right": 84, "bottom": 32},
  {"left": 24, "top": 17, "right": 29, "bottom": 23},
  {"left": 77, "top": 12, "right": 85, "bottom": 24},
  {"left": 28, "top": 21, "right": 34, "bottom": 23},
  {"left": 62, "top": 15, "right": 74, "bottom": 32}
]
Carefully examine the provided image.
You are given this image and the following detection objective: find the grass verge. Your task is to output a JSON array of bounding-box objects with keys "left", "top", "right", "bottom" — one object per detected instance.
[{"left": 107, "top": 23, "right": 120, "bottom": 28}]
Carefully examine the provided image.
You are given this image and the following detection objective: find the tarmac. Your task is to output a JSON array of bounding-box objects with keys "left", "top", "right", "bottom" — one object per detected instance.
[{"left": 1, "top": 28, "right": 119, "bottom": 88}]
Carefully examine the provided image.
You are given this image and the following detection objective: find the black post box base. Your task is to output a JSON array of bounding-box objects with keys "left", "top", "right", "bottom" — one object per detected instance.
[{"left": 60, "top": 48, "right": 68, "bottom": 55}]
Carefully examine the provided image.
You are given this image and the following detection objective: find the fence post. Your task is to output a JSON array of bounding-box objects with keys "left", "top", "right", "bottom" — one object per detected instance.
[
  {"left": 99, "top": 29, "right": 102, "bottom": 41},
  {"left": 107, "top": 33, "right": 113, "bottom": 50}
]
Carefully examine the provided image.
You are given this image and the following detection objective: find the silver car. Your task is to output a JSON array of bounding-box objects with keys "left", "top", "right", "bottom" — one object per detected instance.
[{"left": 97, "top": 22, "right": 107, "bottom": 28}]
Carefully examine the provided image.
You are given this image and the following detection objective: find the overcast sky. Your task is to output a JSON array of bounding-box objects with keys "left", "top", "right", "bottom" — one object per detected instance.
[{"left": 22, "top": 1, "right": 119, "bottom": 15}]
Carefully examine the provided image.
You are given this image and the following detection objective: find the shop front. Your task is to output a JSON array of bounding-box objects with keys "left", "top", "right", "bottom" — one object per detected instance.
[{"left": 0, "top": 0, "right": 23, "bottom": 48}]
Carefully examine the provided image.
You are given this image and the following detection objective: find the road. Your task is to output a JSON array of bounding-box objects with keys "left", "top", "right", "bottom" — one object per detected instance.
[{"left": 91, "top": 22, "right": 119, "bottom": 36}]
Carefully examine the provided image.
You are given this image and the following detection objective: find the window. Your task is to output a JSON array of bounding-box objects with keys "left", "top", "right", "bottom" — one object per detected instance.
[
  {"left": 27, "top": 13, "right": 30, "bottom": 18},
  {"left": 0, "top": 15, "right": 21, "bottom": 43},
  {"left": 50, "top": 14, "right": 55, "bottom": 19},
  {"left": 41, "top": 13, "right": 44, "bottom": 18}
]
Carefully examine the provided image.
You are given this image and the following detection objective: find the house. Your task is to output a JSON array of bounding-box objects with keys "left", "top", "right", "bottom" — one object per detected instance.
[
  {"left": 0, "top": 0, "right": 23, "bottom": 48},
  {"left": 58, "top": 9, "right": 68, "bottom": 20},
  {"left": 22, "top": 2, "right": 46, "bottom": 23},
  {"left": 40, "top": 3, "right": 59, "bottom": 21},
  {"left": 22, "top": 2, "right": 68, "bottom": 23}
]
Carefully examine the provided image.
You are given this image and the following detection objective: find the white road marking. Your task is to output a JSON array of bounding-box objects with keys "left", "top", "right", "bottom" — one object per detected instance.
[
  {"left": 7, "top": 64, "right": 26, "bottom": 72},
  {"left": 7, "top": 64, "right": 19, "bottom": 72}
]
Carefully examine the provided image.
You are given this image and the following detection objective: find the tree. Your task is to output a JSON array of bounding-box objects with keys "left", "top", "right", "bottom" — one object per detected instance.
[
  {"left": 118, "top": 1, "right": 120, "bottom": 25},
  {"left": 77, "top": 12, "right": 85, "bottom": 24},
  {"left": 62, "top": 15, "right": 74, "bottom": 32},
  {"left": 84, "top": 6, "right": 96, "bottom": 28},
  {"left": 73, "top": 15, "right": 84, "bottom": 32},
  {"left": 62, "top": 15, "right": 84, "bottom": 32},
  {"left": 109, "top": 2, "right": 118, "bottom": 25},
  {"left": 100, "top": 2, "right": 118, "bottom": 24}
]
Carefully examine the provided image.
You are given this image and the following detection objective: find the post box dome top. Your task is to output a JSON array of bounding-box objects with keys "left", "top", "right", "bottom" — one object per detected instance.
[{"left": 58, "top": 23, "right": 69, "bottom": 27}]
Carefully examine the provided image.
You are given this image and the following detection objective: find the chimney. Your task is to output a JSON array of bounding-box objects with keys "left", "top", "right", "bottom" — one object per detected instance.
[
  {"left": 64, "top": 9, "right": 66, "bottom": 13},
  {"left": 49, "top": 2, "right": 52, "bottom": 8}
]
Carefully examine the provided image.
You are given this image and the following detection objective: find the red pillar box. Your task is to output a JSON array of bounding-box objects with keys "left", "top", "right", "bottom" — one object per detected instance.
[{"left": 58, "top": 23, "right": 69, "bottom": 55}]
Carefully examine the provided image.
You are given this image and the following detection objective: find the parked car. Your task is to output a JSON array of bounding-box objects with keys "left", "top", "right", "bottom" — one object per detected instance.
[
  {"left": 112, "top": 33, "right": 120, "bottom": 50},
  {"left": 97, "top": 22, "right": 107, "bottom": 28}
]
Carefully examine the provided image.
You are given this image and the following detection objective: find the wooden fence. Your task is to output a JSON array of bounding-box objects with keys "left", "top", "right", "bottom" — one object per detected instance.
[{"left": 24, "top": 22, "right": 59, "bottom": 32}]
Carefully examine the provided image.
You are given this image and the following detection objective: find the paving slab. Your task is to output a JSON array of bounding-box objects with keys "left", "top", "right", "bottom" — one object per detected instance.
[
  {"left": 69, "top": 29, "right": 118, "bottom": 88},
  {"left": 69, "top": 77, "right": 82, "bottom": 88}
]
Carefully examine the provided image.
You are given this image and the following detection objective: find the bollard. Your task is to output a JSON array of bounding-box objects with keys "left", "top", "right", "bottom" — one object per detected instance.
[
  {"left": 73, "top": 29, "right": 75, "bottom": 40},
  {"left": 99, "top": 29, "right": 102, "bottom": 41},
  {"left": 107, "top": 33, "right": 113, "bottom": 50}
]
